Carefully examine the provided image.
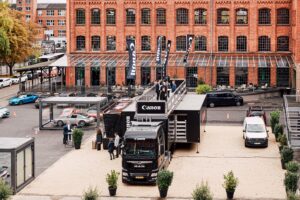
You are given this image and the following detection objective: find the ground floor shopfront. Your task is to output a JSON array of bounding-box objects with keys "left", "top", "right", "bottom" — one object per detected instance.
[{"left": 60, "top": 53, "right": 295, "bottom": 89}]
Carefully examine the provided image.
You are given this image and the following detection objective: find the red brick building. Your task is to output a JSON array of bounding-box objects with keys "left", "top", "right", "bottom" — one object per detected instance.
[
  {"left": 15, "top": 0, "right": 37, "bottom": 22},
  {"left": 65, "top": 0, "right": 299, "bottom": 89}
]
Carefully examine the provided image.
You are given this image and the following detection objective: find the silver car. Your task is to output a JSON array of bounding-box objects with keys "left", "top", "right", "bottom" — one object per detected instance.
[{"left": 53, "top": 114, "right": 95, "bottom": 127}]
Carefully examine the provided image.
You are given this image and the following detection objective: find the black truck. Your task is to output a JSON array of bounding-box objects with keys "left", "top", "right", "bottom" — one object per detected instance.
[{"left": 120, "top": 80, "right": 207, "bottom": 184}]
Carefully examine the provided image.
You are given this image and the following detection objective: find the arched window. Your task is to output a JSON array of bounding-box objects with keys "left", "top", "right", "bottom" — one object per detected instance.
[
  {"left": 141, "top": 8, "right": 151, "bottom": 24},
  {"left": 91, "top": 8, "right": 100, "bottom": 25},
  {"left": 76, "top": 9, "right": 85, "bottom": 25},
  {"left": 176, "top": 8, "right": 189, "bottom": 24},
  {"left": 277, "top": 36, "right": 289, "bottom": 51},
  {"left": 157, "top": 36, "right": 167, "bottom": 51},
  {"left": 76, "top": 36, "right": 85, "bottom": 50},
  {"left": 236, "top": 36, "right": 247, "bottom": 52},
  {"left": 156, "top": 8, "right": 166, "bottom": 25},
  {"left": 195, "top": 36, "right": 207, "bottom": 51},
  {"left": 106, "top": 35, "right": 116, "bottom": 51},
  {"left": 259, "top": 8, "right": 271, "bottom": 25},
  {"left": 258, "top": 36, "right": 271, "bottom": 51},
  {"left": 141, "top": 36, "right": 151, "bottom": 51},
  {"left": 126, "top": 8, "right": 136, "bottom": 25},
  {"left": 277, "top": 8, "right": 289, "bottom": 25},
  {"left": 194, "top": 8, "right": 207, "bottom": 24},
  {"left": 236, "top": 8, "right": 248, "bottom": 24},
  {"left": 91, "top": 36, "right": 100, "bottom": 51},
  {"left": 218, "top": 36, "right": 229, "bottom": 52},
  {"left": 176, "top": 36, "right": 187, "bottom": 51},
  {"left": 106, "top": 9, "right": 116, "bottom": 25},
  {"left": 217, "top": 8, "right": 230, "bottom": 24}
]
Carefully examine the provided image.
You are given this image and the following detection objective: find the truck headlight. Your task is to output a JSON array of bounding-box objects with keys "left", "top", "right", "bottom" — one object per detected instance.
[
  {"left": 123, "top": 172, "right": 128, "bottom": 177},
  {"left": 151, "top": 173, "right": 157, "bottom": 177}
]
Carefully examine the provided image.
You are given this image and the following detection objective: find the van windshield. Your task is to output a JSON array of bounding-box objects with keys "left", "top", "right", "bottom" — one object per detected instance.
[
  {"left": 247, "top": 124, "right": 265, "bottom": 132},
  {"left": 124, "top": 139, "right": 156, "bottom": 158}
]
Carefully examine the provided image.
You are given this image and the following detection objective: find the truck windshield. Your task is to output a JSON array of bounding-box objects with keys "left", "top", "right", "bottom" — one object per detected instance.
[
  {"left": 124, "top": 140, "right": 156, "bottom": 157},
  {"left": 247, "top": 124, "right": 265, "bottom": 132}
]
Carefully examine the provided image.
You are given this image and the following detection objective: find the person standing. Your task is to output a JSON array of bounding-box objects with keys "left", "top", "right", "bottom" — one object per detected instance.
[
  {"left": 108, "top": 138, "right": 115, "bottom": 160},
  {"left": 114, "top": 133, "right": 120, "bottom": 158},
  {"left": 171, "top": 81, "right": 177, "bottom": 93},
  {"left": 160, "top": 86, "right": 167, "bottom": 101},
  {"left": 95, "top": 128, "right": 103, "bottom": 151},
  {"left": 155, "top": 80, "right": 160, "bottom": 100},
  {"left": 63, "top": 124, "right": 68, "bottom": 145}
]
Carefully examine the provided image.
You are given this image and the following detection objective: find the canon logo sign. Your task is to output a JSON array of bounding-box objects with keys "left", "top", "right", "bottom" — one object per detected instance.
[{"left": 141, "top": 105, "right": 161, "bottom": 110}]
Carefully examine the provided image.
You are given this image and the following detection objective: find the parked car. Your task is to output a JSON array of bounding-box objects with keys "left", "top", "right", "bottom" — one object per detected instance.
[
  {"left": 11, "top": 75, "right": 28, "bottom": 84},
  {"left": 0, "top": 78, "right": 12, "bottom": 88},
  {"left": 206, "top": 91, "right": 243, "bottom": 108},
  {"left": 9, "top": 94, "right": 39, "bottom": 105},
  {"left": 243, "top": 117, "right": 269, "bottom": 148},
  {"left": 34, "top": 94, "right": 50, "bottom": 109},
  {"left": 246, "top": 106, "right": 267, "bottom": 124},
  {"left": 24, "top": 71, "right": 38, "bottom": 80},
  {"left": 0, "top": 107, "right": 10, "bottom": 118},
  {"left": 53, "top": 113, "right": 95, "bottom": 127}
]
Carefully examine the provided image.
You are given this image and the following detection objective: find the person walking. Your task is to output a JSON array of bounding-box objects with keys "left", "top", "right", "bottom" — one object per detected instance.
[
  {"left": 114, "top": 133, "right": 120, "bottom": 158},
  {"left": 95, "top": 128, "right": 103, "bottom": 151},
  {"left": 108, "top": 138, "right": 115, "bottom": 160},
  {"left": 155, "top": 80, "right": 160, "bottom": 100}
]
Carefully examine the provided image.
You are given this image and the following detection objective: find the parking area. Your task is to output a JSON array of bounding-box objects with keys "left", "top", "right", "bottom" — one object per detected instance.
[{"left": 16, "top": 125, "right": 285, "bottom": 199}]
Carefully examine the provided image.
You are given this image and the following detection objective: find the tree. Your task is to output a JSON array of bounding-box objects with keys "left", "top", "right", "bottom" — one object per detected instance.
[{"left": 0, "top": 2, "right": 40, "bottom": 75}]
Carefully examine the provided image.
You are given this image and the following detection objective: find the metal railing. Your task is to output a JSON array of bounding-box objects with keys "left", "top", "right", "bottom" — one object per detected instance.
[{"left": 167, "top": 80, "right": 186, "bottom": 114}]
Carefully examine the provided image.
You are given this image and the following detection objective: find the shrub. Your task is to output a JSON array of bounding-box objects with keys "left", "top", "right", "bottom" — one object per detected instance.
[
  {"left": 284, "top": 172, "right": 299, "bottom": 193},
  {"left": 270, "top": 110, "right": 280, "bottom": 132},
  {"left": 0, "top": 179, "right": 12, "bottom": 200},
  {"left": 196, "top": 84, "right": 212, "bottom": 94},
  {"left": 106, "top": 170, "right": 119, "bottom": 189},
  {"left": 286, "top": 161, "right": 300, "bottom": 173},
  {"left": 223, "top": 171, "right": 239, "bottom": 192},
  {"left": 192, "top": 182, "right": 213, "bottom": 200},
  {"left": 82, "top": 187, "right": 100, "bottom": 200},
  {"left": 278, "top": 133, "right": 287, "bottom": 147},
  {"left": 281, "top": 146, "right": 294, "bottom": 164},
  {"left": 287, "top": 191, "right": 300, "bottom": 200},
  {"left": 157, "top": 170, "right": 174, "bottom": 190},
  {"left": 274, "top": 124, "right": 283, "bottom": 141},
  {"left": 197, "top": 78, "right": 205, "bottom": 85}
]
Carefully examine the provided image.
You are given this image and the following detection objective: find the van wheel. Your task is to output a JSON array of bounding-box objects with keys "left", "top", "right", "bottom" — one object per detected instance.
[
  {"left": 57, "top": 120, "right": 64, "bottom": 127},
  {"left": 236, "top": 101, "right": 241, "bottom": 106},
  {"left": 78, "top": 120, "right": 86, "bottom": 127},
  {"left": 209, "top": 103, "right": 215, "bottom": 108}
]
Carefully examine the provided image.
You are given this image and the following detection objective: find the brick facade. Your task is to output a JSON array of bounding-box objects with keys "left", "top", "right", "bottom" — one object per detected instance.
[{"left": 65, "top": 0, "right": 298, "bottom": 89}]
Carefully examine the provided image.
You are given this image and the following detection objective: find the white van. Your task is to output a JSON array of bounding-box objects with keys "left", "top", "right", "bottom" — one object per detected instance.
[{"left": 243, "top": 117, "right": 269, "bottom": 147}]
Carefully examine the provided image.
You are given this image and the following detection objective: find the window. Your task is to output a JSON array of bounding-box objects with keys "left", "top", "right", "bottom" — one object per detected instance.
[
  {"left": 106, "top": 36, "right": 116, "bottom": 51},
  {"left": 106, "top": 9, "right": 116, "bottom": 25},
  {"left": 76, "top": 36, "right": 85, "bottom": 51},
  {"left": 76, "top": 9, "right": 85, "bottom": 25},
  {"left": 58, "top": 20, "right": 66, "bottom": 26},
  {"left": 38, "top": 20, "right": 43, "bottom": 25},
  {"left": 217, "top": 67, "right": 229, "bottom": 85},
  {"left": 258, "top": 36, "right": 271, "bottom": 51},
  {"left": 156, "top": 67, "right": 163, "bottom": 80},
  {"left": 217, "top": 8, "right": 230, "bottom": 24},
  {"left": 91, "top": 8, "right": 100, "bottom": 25},
  {"left": 17, "top": 7, "right": 22, "bottom": 11},
  {"left": 26, "top": 7, "right": 30, "bottom": 11},
  {"left": 194, "top": 8, "right": 207, "bottom": 24},
  {"left": 277, "top": 68, "right": 289, "bottom": 87},
  {"left": 58, "top": 30, "right": 66, "bottom": 37},
  {"left": 176, "top": 8, "right": 189, "bottom": 25},
  {"left": 91, "top": 36, "right": 100, "bottom": 51},
  {"left": 195, "top": 36, "right": 207, "bottom": 51},
  {"left": 141, "top": 36, "right": 151, "bottom": 51},
  {"left": 46, "top": 20, "right": 54, "bottom": 26},
  {"left": 91, "top": 65, "right": 100, "bottom": 86},
  {"left": 141, "top": 67, "right": 151, "bottom": 85},
  {"left": 58, "top": 9, "right": 65, "bottom": 16},
  {"left": 258, "top": 67, "right": 270, "bottom": 86},
  {"left": 47, "top": 10, "right": 54, "bottom": 16},
  {"left": 157, "top": 36, "right": 167, "bottom": 51},
  {"left": 126, "top": 35, "right": 135, "bottom": 50},
  {"left": 37, "top": 10, "right": 42, "bottom": 16},
  {"left": 259, "top": 8, "right": 271, "bottom": 25},
  {"left": 186, "top": 67, "right": 198, "bottom": 87},
  {"left": 75, "top": 64, "right": 85, "bottom": 86},
  {"left": 126, "top": 9, "right": 136, "bottom": 25},
  {"left": 277, "top": 36, "right": 289, "bottom": 51},
  {"left": 26, "top": 0, "right": 30, "bottom": 4},
  {"left": 176, "top": 36, "right": 187, "bottom": 51},
  {"left": 156, "top": 8, "right": 166, "bottom": 25},
  {"left": 106, "top": 67, "right": 116, "bottom": 85},
  {"left": 141, "top": 8, "right": 151, "bottom": 25},
  {"left": 26, "top": 15, "right": 31, "bottom": 22},
  {"left": 277, "top": 8, "right": 289, "bottom": 25},
  {"left": 235, "top": 59, "right": 248, "bottom": 85},
  {"left": 218, "top": 36, "right": 229, "bottom": 52},
  {"left": 236, "top": 8, "right": 248, "bottom": 24},
  {"left": 236, "top": 36, "right": 247, "bottom": 52}
]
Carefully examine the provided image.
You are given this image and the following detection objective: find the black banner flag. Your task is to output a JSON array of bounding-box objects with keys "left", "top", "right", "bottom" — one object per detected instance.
[
  {"left": 127, "top": 39, "right": 136, "bottom": 80},
  {"left": 156, "top": 36, "right": 162, "bottom": 65},
  {"left": 183, "top": 34, "right": 194, "bottom": 64},
  {"left": 162, "top": 40, "right": 171, "bottom": 78}
]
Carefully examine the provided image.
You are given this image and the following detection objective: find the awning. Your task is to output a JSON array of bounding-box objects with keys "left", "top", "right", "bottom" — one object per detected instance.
[{"left": 49, "top": 55, "right": 68, "bottom": 67}]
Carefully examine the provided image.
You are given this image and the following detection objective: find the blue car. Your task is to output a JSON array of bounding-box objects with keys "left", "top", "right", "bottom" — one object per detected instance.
[{"left": 9, "top": 94, "right": 39, "bottom": 105}]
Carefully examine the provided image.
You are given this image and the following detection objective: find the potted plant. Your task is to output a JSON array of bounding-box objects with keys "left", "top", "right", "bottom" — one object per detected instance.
[
  {"left": 106, "top": 170, "right": 119, "bottom": 196},
  {"left": 83, "top": 187, "right": 100, "bottom": 200},
  {"left": 278, "top": 133, "right": 287, "bottom": 151},
  {"left": 274, "top": 124, "right": 283, "bottom": 141},
  {"left": 73, "top": 128, "right": 84, "bottom": 149},
  {"left": 284, "top": 171, "right": 299, "bottom": 193},
  {"left": 281, "top": 146, "right": 294, "bottom": 169},
  {"left": 286, "top": 161, "right": 299, "bottom": 173},
  {"left": 192, "top": 182, "right": 213, "bottom": 200},
  {"left": 270, "top": 110, "right": 280, "bottom": 132},
  {"left": 157, "top": 170, "right": 174, "bottom": 198},
  {"left": 0, "top": 179, "right": 12, "bottom": 200},
  {"left": 223, "top": 171, "right": 239, "bottom": 199}
]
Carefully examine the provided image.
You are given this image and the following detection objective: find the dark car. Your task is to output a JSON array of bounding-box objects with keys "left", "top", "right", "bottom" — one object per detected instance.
[
  {"left": 246, "top": 106, "right": 267, "bottom": 124},
  {"left": 206, "top": 92, "right": 243, "bottom": 108}
]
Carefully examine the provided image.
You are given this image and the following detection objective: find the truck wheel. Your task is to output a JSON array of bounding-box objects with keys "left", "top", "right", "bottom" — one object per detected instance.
[
  {"left": 78, "top": 120, "right": 86, "bottom": 127},
  {"left": 236, "top": 101, "right": 241, "bottom": 106},
  {"left": 244, "top": 140, "right": 248, "bottom": 147},
  {"left": 57, "top": 120, "right": 64, "bottom": 127},
  {"left": 209, "top": 103, "right": 215, "bottom": 108}
]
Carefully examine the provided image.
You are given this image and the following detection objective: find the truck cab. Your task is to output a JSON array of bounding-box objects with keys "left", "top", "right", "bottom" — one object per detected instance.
[{"left": 122, "top": 121, "right": 170, "bottom": 184}]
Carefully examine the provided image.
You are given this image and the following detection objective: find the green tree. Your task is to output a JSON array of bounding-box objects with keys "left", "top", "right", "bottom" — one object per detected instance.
[{"left": 0, "top": 2, "right": 39, "bottom": 75}]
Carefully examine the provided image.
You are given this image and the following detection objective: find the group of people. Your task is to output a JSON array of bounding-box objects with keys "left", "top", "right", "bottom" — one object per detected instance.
[{"left": 155, "top": 79, "right": 177, "bottom": 101}]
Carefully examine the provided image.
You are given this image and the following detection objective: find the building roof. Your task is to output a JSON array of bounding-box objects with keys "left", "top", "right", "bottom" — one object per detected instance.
[
  {"left": 175, "top": 94, "right": 206, "bottom": 111},
  {"left": 0, "top": 137, "right": 34, "bottom": 151},
  {"left": 37, "top": 3, "right": 66, "bottom": 10}
]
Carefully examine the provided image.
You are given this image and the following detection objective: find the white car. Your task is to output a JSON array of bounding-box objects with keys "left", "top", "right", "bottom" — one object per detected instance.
[
  {"left": 243, "top": 117, "right": 269, "bottom": 148},
  {"left": 0, "top": 107, "right": 9, "bottom": 118},
  {"left": 0, "top": 78, "right": 12, "bottom": 88},
  {"left": 11, "top": 75, "right": 28, "bottom": 84}
]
